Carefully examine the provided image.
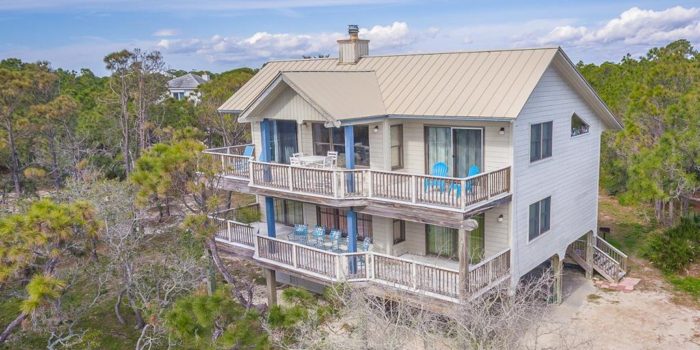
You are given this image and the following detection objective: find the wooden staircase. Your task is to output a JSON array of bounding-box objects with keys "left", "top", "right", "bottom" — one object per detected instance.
[{"left": 566, "top": 236, "right": 628, "bottom": 283}]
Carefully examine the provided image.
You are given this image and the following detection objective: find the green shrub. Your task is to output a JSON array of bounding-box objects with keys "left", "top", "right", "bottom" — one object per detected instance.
[
  {"left": 667, "top": 276, "right": 700, "bottom": 298},
  {"left": 642, "top": 216, "right": 700, "bottom": 272},
  {"left": 236, "top": 206, "right": 261, "bottom": 224}
]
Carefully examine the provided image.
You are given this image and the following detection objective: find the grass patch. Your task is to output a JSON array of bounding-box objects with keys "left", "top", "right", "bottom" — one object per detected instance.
[
  {"left": 598, "top": 195, "right": 658, "bottom": 256},
  {"left": 668, "top": 276, "right": 700, "bottom": 299},
  {"left": 587, "top": 294, "right": 602, "bottom": 302}
]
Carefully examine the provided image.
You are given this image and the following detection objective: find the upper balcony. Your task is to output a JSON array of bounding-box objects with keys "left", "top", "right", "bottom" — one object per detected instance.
[{"left": 205, "top": 144, "right": 511, "bottom": 223}]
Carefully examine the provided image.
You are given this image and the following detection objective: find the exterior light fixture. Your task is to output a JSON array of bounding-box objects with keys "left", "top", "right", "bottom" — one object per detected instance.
[
  {"left": 499, "top": 127, "right": 505, "bottom": 135},
  {"left": 498, "top": 214, "right": 504, "bottom": 222},
  {"left": 373, "top": 125, "right": 379, "bottom": 133}
]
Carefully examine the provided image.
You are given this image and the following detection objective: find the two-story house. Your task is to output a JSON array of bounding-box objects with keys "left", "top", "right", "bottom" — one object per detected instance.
[{"left": 206, "top": 25, "right": 628, "bottom": 307}]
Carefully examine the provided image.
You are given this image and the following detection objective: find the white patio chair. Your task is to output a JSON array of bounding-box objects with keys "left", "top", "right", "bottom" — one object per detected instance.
[{"left": 326, "top": 151, "right": 338, "bottom": 168}]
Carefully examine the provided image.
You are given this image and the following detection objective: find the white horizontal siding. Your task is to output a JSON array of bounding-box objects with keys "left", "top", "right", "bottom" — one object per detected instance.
[
  {"left": 254, "top": 84, "right": 325, "bottom": 122},
  {"left": 511, "top": 66, "right": 603, "bottom": 279},
  {"left": 484, "top": 203, "right": 510, "bottom": 257}
]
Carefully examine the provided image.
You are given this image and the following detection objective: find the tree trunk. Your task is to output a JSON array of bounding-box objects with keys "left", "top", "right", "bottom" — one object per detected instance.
[
  {"left": 6, "top": 120, "right": 21, "bottom": 195},
  {"left": 205, "top": 237, "right": 251, "bottom": 308},
  {"left": 127, "top": 291, "right": 145, "bottom": 329},
  {"left": 119, "top": 76, "right": 132, "bottom": 176},
  {"left": 0, "top": 312, "right": 27, "bottom": 343},
  {"left": 49, "top": 133, "right": 61, "bottom": 190},
  {"left": 115, "top": 288, "right": 126, "bottom": 325}
]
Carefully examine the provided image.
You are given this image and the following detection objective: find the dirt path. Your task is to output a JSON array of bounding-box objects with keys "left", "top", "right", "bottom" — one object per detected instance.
[{"left": 535, "top": 268, "right": 700, "bottom": 349}]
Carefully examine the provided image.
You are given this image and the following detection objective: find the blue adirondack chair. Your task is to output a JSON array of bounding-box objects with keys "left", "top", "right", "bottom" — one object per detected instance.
[
  {"left": 452, "top": 164, "right": 480, "bottom": 197},
  {"left": 234, "top": 145, "right": 255, "bottom": 173},
  {"left": 424, "top": 162, "right": 449, "bottom": 192},
  {"left": 312, "top": 226, "right": 325, "bottom": 248},
  {"left": 329, "top": 229, "right": 342, "bottom": 252},
  {"left": 292, "top": 224, "right": 308, "bottom": 244}
]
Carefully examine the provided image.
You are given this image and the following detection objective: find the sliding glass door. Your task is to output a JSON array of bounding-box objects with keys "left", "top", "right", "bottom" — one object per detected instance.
[
  {"left": 426, "top": 214, "right": 485, "bottom": 263},
  {"left": 453, "top": 128, "right": 483, "bottom": 177},
  {"left": 425, "top": 126, "right": 483, "bottom": 177},
  {"left": 270, "top": 120, "right": 298, "bottom": 164}
]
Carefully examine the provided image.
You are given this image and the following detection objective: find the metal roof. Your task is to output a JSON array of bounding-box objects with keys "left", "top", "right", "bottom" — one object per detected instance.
[
  {"left": 241, "top": 71, "right": 386, "bottom": 122},
  {"left": 219, "top": 47, "right": 621, "bottom": 129},
  {"left": 168, "top": 73, "right": 206, "bottom": 89}
]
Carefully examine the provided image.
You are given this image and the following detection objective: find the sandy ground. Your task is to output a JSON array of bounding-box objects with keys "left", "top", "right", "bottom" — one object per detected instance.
[{"left": 534, "top": 266, "right": 700, "bottom": 350}]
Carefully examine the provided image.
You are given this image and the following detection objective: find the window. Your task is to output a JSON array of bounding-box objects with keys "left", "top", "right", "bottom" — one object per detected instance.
[
  {"left": 312, "top": 123, "right": 370, "bottom": 167},
  {"left": 273, "top": 199, "right": 303, "bottom": 226},
  {"left": 269, "top": 120, "right": 298, "bottom": 164},
  {"left": 392, "top": 219, "right": 405, "bottom": 244},
  {"left": 426, "top": 225, "right": 458, "bottom": 259},
  {"left": 570, "top": 113, "right": 590, "bottom": 136},
  {"left": 528, "top": 197, "right": 551, "bottom": 241},
  {"left": 172, "top": 92, "right": 185, "bottom": 100},
  {"left": 530, "top": 121, "right": 553, "bottom": 162},
  {"left": 316, "top": 206, "right": 372, "bottom": 240},
  {"left": 390, "top": 125, "right": 403, "bottom": 170}
]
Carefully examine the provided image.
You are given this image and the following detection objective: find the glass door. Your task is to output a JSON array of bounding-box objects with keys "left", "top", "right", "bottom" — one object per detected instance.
[
  {"left": 452, "top": 128, "right": 483, "bottom": 177},
  {"left": 426, "top": 225, "right": 458, "bottom": 259},
  {"left": 271, "top": 120, "right": 298, "bottom": 164},
  {"left": 426, "top": 126, "right": 483, "bottom": 177}
]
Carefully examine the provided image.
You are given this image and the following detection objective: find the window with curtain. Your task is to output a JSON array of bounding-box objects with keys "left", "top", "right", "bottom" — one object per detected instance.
[
  {"left": 453, "top": 128, "right": 483, "bottom": 177},
  {"left": 316, "top": 206, "right": 372, "bottom": 240},
  {"left": 393, "top": 219, "right": 405, "bottom": 244},
  {"left": 426, "top": 225, "right": 458, "bottom": 259},
  {"left": 390, "top": 125, "right": 403, "bottom": 170},
  {"left": 273, "top": 199, "right": 304, "bottom": 226},
  {"left": 425, "top": 127, "right": 452, "bottom": 173},
  {"left": 530, "top": 121, "right": 553, "bottom": 162},
  {"left": 270, "top": 120, "right": 298, "bottom": 164},
  {"left": 529, "top": 197, "right": 551, "bottom": 241},
  {"left": 312, "top": 123, "right": 369, "bottom": 167}
]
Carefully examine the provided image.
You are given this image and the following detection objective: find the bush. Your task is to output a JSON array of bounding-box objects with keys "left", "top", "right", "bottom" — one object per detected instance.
[
  {"left": 642, "top": 216, "right": 700, "bottom": 272},
  {"left": 236, "top": 205, "right": 261, "bottom": 224}
]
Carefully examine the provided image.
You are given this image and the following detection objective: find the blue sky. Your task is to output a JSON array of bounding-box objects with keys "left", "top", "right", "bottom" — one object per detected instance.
[{"left": 1, "top": 0, "right": 699, "bottom": 75}]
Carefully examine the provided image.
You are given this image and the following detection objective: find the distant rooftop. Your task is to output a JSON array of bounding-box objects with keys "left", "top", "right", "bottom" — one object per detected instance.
[{"left": 168, "top": 73, "right": 207, "bottom": 89}]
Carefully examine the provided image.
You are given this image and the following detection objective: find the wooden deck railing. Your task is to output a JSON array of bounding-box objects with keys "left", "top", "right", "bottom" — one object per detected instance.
[
  {"left": 250, "top": 234, "right": 509, "bottom": 302},
  {"left": 208, "top": 207, "right": 258, "bottom": 248},
  {"left": 204, "top": 144, "right": 254, "bottom": 179},
  {"left": 594, "top": 237, "right": 628, "bottom": 281},
  {"left": 468, "top": 249, "right": 511, "bottom": 294},
  {"left": 240, "top": 158, "right": 510, "bottom": 211}
]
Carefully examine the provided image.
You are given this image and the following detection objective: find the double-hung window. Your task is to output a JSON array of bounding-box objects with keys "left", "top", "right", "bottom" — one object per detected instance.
[
  {"left": 390, "top": 125, "right": 403, "bottom": 170},
  {"left": 528, "top": 197, "right": 551, "bottom": 241},
  {"left": 530, "top": 121, "right": 553, "bottom": 162}
]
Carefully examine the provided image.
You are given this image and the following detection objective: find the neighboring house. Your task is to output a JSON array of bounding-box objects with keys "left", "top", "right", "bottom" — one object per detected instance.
[
  {"left": 206, "top": 25, "right": 628, "bottom": 308},
  {"left": 167, "top": 72, "right": 208, "bottom": 103}
]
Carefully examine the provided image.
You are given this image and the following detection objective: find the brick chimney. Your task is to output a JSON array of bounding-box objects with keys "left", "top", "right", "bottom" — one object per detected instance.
[{"left": 338, "top": 24, "right": 369, "bottom": 64}]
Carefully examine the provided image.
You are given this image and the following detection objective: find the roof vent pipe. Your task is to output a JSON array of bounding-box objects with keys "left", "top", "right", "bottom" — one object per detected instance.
[{"left": 338, "top": 24, "right": 369, "bottom": 64}]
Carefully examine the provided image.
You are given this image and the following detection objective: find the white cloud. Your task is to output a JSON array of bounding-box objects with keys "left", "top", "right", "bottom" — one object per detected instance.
[
  {"left": 153, "top": 29, "right": 178, "bottom": 37},
  {"left": 538, "top": 6, "right": 700, "bottom": 46},
  {"left": 157, "top": 22, "right": 416, "bottom": 63}
]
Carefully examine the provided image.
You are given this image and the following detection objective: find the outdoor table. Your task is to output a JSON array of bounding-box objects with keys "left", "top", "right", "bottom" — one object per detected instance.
[{"left": 296, "top": 155, "right": 328, "bottom": 168}]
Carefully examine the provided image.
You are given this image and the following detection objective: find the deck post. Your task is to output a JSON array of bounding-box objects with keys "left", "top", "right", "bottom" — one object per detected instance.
[
  {"left": 585, "top": 231, "right": 594, "bottom": 279},
  {"left": 264, "top": 268, "right": 277, "bottom": 306},
  {"left": 265, "top": 197, "right": 276, "bottom": 238},
  {"left": 552, "top": 255, "right": 563, "bottom": 304},
  {"left": 347, "top": 209, "right": 358, "bottom": 273},
  {"left": 260, "top": 120, "right": 276, "bottom": 238},
  {"left": 458, "top": 228, "right": 470, "bottom": 301}
]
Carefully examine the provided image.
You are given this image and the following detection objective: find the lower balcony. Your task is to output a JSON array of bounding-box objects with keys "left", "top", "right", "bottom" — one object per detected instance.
[{"left": 210, "top": 213, "right": 511, "bottom": 303}]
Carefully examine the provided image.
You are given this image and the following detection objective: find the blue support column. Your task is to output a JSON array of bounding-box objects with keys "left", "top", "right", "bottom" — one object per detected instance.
[
  {"left": 344, "top": 125, "right": 355, "bottom": 192},
  {"left": 260, "top": 119, "right": 276, "bottom": 238},
  {"left": 344, "top": 125, "right": 357, "bottom": 272}
]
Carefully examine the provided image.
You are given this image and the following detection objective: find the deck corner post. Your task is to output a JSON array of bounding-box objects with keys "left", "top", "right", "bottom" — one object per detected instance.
[
  {"left": 347, "top": 208, "right": 357, "bottom": 273},
  {"left": 552, "top": 254, "right": 563, "bottom": 305},
  {"left": 458, "top": 227, "right": 470, "bottom": 301},
  {"left": 264, "top": 268, "right": 278, "bottom": 306},
  {"left": 585, "top": 231, "right": 594, "bottom": 279}
]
